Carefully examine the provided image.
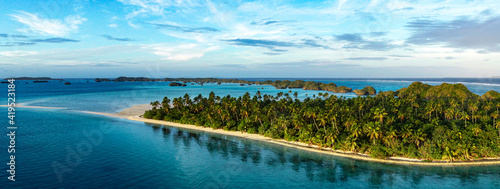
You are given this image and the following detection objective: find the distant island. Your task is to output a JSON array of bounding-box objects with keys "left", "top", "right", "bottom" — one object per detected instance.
[
  {"left": 95, "top": 77, "right": 359, "bottom": 94},
  {"left": 95, "top": 76, "right": 162, "bottom": 82},
  {"left": 144, "top": 81, "right": 500, "bottom": 162},
  {"left": 4, "top": 77, "right": 63, "bottom": 80}
]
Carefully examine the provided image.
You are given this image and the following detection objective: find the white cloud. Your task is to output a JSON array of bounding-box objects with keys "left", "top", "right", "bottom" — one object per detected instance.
[
  {"left": 108, "top": 24, "right": 118, "bottom": 28},
  {"left": 152, "top": 44, "right": 219, "bottom": 61},
  {"left": 118, "top": 0, "right": 202, "bottom": 18},
  {"left": 128, "top": 21, "right": 140, "bottom": 29},
  {"left": 10, "top": 11, "right": 86, "bottom": 36},
  {"left": 0, "top": 51, "right": 39, "bottom": 57}
]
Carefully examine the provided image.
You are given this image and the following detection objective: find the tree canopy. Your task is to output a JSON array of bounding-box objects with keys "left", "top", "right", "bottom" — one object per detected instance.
[{"left": 144, "top": 82, "right": 500, "bottom": 162}]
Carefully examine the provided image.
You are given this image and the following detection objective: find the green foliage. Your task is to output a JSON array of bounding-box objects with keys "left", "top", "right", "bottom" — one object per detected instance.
[
  {"left": 169, "top": 82, "right": 187, "bottom": 86},
  {"left": 143, "top": 110, "right": 155, "bottom": 119},
  {"left": 144, "top": 83, "right": 500, "bottom": 161},
  {"left": 398, "top": 82, "right": 476, "bottom": 100},
  {"left": 377, "top": 90, "right": 396, "bottom": 97},
  {"left": 482, "top": 90, "right": 500, "bottom": 100},
  {"left": 354, "top": 86, "right": 377, "bottom": 96}
]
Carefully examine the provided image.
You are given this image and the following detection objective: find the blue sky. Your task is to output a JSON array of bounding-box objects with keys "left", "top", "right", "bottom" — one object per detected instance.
[{"left": 0, "top": 0, "right": 499, "bottom": 78}]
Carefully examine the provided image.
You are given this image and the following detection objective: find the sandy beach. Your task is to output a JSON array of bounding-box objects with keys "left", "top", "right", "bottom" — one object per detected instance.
[{"left": 9, "top": 103, "right": 500, "bottom": 166}]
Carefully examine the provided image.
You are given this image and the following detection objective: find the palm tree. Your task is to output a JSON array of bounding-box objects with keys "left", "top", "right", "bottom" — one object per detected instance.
[
  {"left": 469, "top": 103, "right": 478, "bottom": 124},
  {"left": 366, "top": 122, "right": 381, "bottom": 145},
  {"left": 256, "top": 90, "right": 262, "bottom": 99},
  {"left": 304, "top": 108, "right": 319, "bottom": 131},
  {"left": 471, "top": 125, "right": 482, "bottom": 136},
  {"left": 144, "top": 84, "right": 500, "bottom": 161},
  {"left": 372, "top": 108, "right": 388, "bottom": 126},
  {"left": 183, "top": 93, "right": 191, "bottom": 106},
  {"left": 445, "top": 108, "right": 454, "bottom": 120},
  {"left": 151, "top": 101, "right": 160, "bottom": 109},
  {"left": 496, "top": 120, "right": 500, "bottom": 137},
  {"left": 412, "top": 129, "right": 426, "bottom": 148},
  {"left": 491, "top": 112, "right": 499, "bottom": 135},
  {"left": 460, "top": 111, "right": 470, "bottom": 127}
]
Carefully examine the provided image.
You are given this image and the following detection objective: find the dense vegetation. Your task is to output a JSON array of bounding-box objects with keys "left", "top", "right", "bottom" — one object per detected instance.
[
  {"left": 354, "top": 86, "right": 377, "bottom": 96},
  {"left": 144, "top": 82, "right": 500, "bottom": 162},
  {"left": 169, "top": 82, "right": 187, "bottom": 86}
]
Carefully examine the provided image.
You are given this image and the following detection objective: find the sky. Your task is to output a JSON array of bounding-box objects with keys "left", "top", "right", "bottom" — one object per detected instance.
[{"left": 0, "top": 0, "right": 499, "bottom": 78}]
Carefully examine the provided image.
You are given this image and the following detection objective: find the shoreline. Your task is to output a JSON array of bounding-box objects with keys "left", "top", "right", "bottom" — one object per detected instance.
[
  {"left": 8, "top": 104, "right": 500, "bottom": 166},
  {"left": 126, "top": 115, "right": 500, "bottom": 166}
]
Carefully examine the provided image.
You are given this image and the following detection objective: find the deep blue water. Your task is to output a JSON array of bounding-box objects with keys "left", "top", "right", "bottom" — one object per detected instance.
[{"left": 1, "top": 78, "right": 500, "bottom": 188}]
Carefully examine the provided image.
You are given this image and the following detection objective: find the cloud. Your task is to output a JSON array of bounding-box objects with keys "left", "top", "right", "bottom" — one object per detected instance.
[
  {"left": 263, "top": 52, "right": 282, "bottom": 56},
  {"left": 10, "top": 34, "right": 28, "bottom": 38},
  {"left": 224, "top": 38, "right": 295, "bottom": 51},
  {"left": 30, "top": 38, "right": 79, "bottom": 43},
  {"left": 335, "top": 34, "right": 364, "bottom": 42},
  {"left": 389, "top": 55, "right": 413, "bottom": 58},
  {"left": 215, "top": 63, "right": 248, "bottom": 68},
  {"left": 370, "top": 32, "right": 387, "bottom": 37},
  {"left": 345, "top": 57, "right": 388, "bottom": 61},
  {"left": 406, "top": 16, "right": 500, "bottom": 52},
  {"left": 0, "top": 42, "right": 35, "bottom": 47},
  {"left": 118, "top": 0, "right": 191, "bottom": 18},
  {"left": 48, "top": 61, "right": 139, "bottom": 67},
  {"left": 301, "top": 39, "right": 332, "bottom": 50},
  {"left": 0, "top": 33, "right": 77, "bottom": 46},
  {"left": 260, "top": 60, "right": 356, "bottom": 68},
  {"left": 108, "top": 24, "right": 118, "bottom": 28},
  {"left": 152, "top": 23, "right": 219, "bottom": 33},
  {"left": 250, "top": 19, "right": 283, "bottom": 25},
  {"left": 335, "top": 33, "right": 398, "bottom": 51},
  {"left": 10, "top": 11, "right": 86, "bottom": 36},
  {"left": 152, "top": 44, "right": 219, "bottom": 61},
  {"left": 0, "top": 51, "right": 38, "bottom": 57},
  {"left": 225, "top": 37, "right": 333, "bottom": 53},
  {"left": 0, "top": 33, "right": 28, "bottom": 38},
  {"left": 102, "top": 35, "right": 134, "bottom": 42}
]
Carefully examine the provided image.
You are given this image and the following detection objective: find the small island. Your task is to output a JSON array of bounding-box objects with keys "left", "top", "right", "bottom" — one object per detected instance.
[
  {"left": 353, "top": 86, "right": 377, "bottom": 96},
  {"left": 168, "top": 82, "right": 187, "bottom": 86},
  {"left": 3, "top": 77, "right": 63, "bottom": 81},
  {"left": 143, "top": 81, "right": 500, "bottom": 163}
]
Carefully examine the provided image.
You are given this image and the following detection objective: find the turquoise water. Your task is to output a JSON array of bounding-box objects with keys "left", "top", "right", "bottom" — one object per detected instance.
[{"left": 2, "top": 78, "right": 500, "bottom": 188}]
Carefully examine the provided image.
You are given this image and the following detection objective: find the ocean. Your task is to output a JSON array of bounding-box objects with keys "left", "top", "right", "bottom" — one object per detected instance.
[{"left": 2, "top": 78, "right": 500, "bottom": 188}]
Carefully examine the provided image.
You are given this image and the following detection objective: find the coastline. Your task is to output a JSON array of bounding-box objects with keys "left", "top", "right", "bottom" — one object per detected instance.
[
  {"left": 126, "top": 115, "right": 500, "bottom": 166},
  {"left": 9, "top": 104, "right": 500, "bottom": 166}
]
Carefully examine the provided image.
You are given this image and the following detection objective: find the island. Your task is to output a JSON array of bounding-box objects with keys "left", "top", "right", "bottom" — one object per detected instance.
[
  {"left": 96, "top": 77, "right": 360, "bottom": 94},
  {"left": 3, "top": 77, "right": 63, "bottom": 81},
  {"left": 143, "top": 81, "right": 500, "bottom": 163},
  {"left": 168, "top": 82, "right": 187, "bottom": 86},
  {"left": 95, "top": 76, "right": 163, "bottom": 82},
  {"left": 353, "top": 86, "right": 377, "bottom": 96}
]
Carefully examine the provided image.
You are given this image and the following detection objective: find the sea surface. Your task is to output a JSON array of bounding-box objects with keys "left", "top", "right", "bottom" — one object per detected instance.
[{"left": 2, "top": 78, "right": 500, "bottom": 188}]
